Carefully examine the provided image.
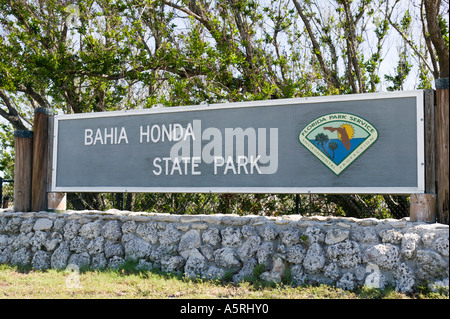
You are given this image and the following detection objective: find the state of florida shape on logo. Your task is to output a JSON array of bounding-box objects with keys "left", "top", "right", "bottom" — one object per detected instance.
[{"left": 299, "top": 113, "right": 378, "bottom": 175}]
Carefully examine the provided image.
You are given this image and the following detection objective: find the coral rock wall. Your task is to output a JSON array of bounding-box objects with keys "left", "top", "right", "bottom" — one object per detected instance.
[{"left": 0, "top": 209, "right": 448, "bottom": 293}]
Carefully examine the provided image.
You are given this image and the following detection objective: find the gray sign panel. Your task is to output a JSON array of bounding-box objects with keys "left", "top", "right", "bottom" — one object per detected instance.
[{"left": 50, "top": 91, "right": 424, "bottom": 194}]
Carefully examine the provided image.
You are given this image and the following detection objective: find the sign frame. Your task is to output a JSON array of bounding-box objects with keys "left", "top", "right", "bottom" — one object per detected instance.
[{"left": 50, "top": 90, "right": 425, "bottom": 194}]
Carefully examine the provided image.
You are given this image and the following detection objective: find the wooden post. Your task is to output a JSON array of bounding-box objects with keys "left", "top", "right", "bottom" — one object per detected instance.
[
  {"left": 424, "top": 89, "right": 436, "bottom": 195},
  {"left": 410, "top": 194, "right": 436, "bottom": 223},
  {"left": 31, "top": 107, "right": 53, "bottom": 212},
  {"left": 435, "top": 78, "right": 449, "bottom": 224},
  {"left": 45, "top": 112, "right": 66, "bottom": 212},
  {"left": 13, "top": 130, "right": 33, "bottom": 212},
  {"left": 47, "top": 192, "right": 67, "bottom": 213},
  {"left": 411, "top": 89, "right": 437, "bottom": 223}
]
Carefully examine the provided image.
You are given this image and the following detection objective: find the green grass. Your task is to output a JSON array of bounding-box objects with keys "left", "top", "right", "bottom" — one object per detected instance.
[{"left": 0, "top": 262, "right": 447, "bottom": 299}]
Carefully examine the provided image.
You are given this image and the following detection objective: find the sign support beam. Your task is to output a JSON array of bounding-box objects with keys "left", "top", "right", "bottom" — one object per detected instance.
[
  {"left": 435, "top": 78, "right": 449, "bottom": 224},
  {"left": 13, "top": 130, "right": 33, "bottom": 212}
]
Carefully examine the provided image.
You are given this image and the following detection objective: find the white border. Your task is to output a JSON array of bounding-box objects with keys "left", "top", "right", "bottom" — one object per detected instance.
[{"left": 50, "top": 90, "right": 425, "bottom": 194}]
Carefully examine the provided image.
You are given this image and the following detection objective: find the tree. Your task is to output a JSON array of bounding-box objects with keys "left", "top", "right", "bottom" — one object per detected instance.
[
  {"left": 386, "top": 0, "right": 449, "bottom": 82},
  {"left": 424, "top": 0, "right": 449, "bottom": 78},
  {"left": 291, "top": 0, "right": 395, "bottom": 94},
  {"left": 315, "top": 133, "right": 331, "bottom": 158},
  {"left": 328, "top": 141, "right": 338, "bottom": 160},
  {"left": 1, "top": 0, "right": 448, "bottom": 217}
]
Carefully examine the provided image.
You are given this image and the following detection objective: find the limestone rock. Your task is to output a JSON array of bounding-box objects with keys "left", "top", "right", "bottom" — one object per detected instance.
[
  {"left": 136, "top": 259, "right": 153, "bottom": 271},
  {"left": 222, "top": 216, "right": 250, "bottom": 226},
  {"left": 214, "top": 247, "right": 241, "bottom": 269},
  {"left": 352, "top": 227, "right": 378, "bottom": 243},
  {"left": 184, "top": 255, "right": 206, "bottom": 279},
  {"left": 363, "top": 244, "right": 400, "bottom": 270},
  {"left": 104, "top": 240, "right": 124, "bottom": 258},
  {"left": 233, "top": 258, "right": 257, "bottom": 283},
  {"left": 394, "top": 263, "right": 415, "bottom": 293},
  {"left": 91, "top": 253, "right": 108, "bottom": 269},
  {"left": 79, "top": 220, "right": 102, "bottom": 239},
  {"left": 179, "top": 247, "right": 203, "bottom": 260},
  {"left": 221, "top": 227, "right": 242, "bottom": 248},
  {"left": 53, "top": 218, "right": 66, "bottom": 232},
  {"left": 68, "top": 252, "right": 90, "bottom": 269},
  {"left": 304, "top": 226, "right": 324, "bottom": 245},
  {"left": 324, "top": 262, "right": 340, "bottom": 280},
  {"left": 159, "top": 224, "right": 182, "bottom": 246},
  {"left": 33, "top": 218, "right": 53, "bottom": 232},
  {"left": 416, "top": 250, "right": 447, "bottom": 279},
  {"left": 32, "top": 251, "right": 50, "bottom": 270},
  {"left": 161, "top": 255, "right": 185, "bottom": 273},
  {"left": 11, "top": 247, "right": 31, "bottom": 266},
  {"left": 428, "top": 278, "right": 449, "bottom": 294},
  {"left": 336, "top": 273, "right": 355, "bottom": 290},
  {"left": 0, "top": 234, "right": 11, "bottom": 250},
  {"left": 108, "top": 256, "right": 125, "bottom": 269},
  {"left": 290, "top": 265, "right": 306, "bottom": 286},
  {"left": 241, "top": 225, "right": 258, "bottom": 238},
  {"left": 379, "top": 229, "right": 403, "bottom": 244},
  {"left": 5, "top": 217, "right": 22, "bottom": 233},
  {"left": 327, "top": 240, "right": 361, "bottom": 268},
  {"left": 325, "top": 229, "right": 349, "bottom": 245},
  {"left": 286, "top": 244, "right": 306, "bottom": 264},
  {"left": 70, "top": 236, "right": 88, "bottom": 253},
  {"left": 51, "top": 241, "right": 70, "bottom": 269},
  {"left": 178, "top": 229, "right": 201, "bottom": 251},
  {"left": 258, "top": 226, "right": 278, "bottom": 241},
  {"left": 433, "top": 236, "right": 449, "bottom": 257},
  {"left": 30, "top": 231, "right": 47, "bottom": 252},
  {"left": 151, "top": 245, "right": 176, "bottom": 262},
  {"left": 256, "top": 242, "right": 274, "bottom": 268},
  {"left": 12, "top": 232, "right": 33, "bottom": 251},
  {"left": 63, "top": 220, "right": 81, "bottom": 240},
  {"left": 20, "top": 218, "right": 35, "bottom": 233},
  {"left": 0, "top": 246, "right": 12, "bottom": 264},
  {"left": 303, "top": 243, "right": 325, "bottom": 273},
  {"left": 45, "top": 232, "right": 63, "bottom": 252},
  {"left": 121, "top": 220, "right": 137, "bottom": 234},
  {"left": 0, "top": 209, "right": 448, "bottom": 294},
  {"left": 260, "top": 256, "right": 285, "bottom": 283},
  {"left": 123, "top": 236, "right": 151, "bottom": 260},
  {"left": 87, "top": 236, "right": 105, "bottom": 255},
  {"left": 136, "top": 222, "right": 159, "bottom": 244},
  {"left": 237, "top": 235, "right": 261, "bottom": 261},
  {"left": 204, "top": 266, "right": 226, "bottom": 280},
  {"left": 200, "top": 244, "right": 215, "bottom": 261},
  {"left": 364, "top": 264, "right": 387, "bottom": 289},
  {"left": 401, "top": 233, "right": 420, "bottom": 259},
  {"left": 102, "top": 220, "right": 122, "bottom": 241},
  {"left": 202, "top": 228, "right": 221, "bottom": 247},
  {"left": 280, "top": 228, "right": 302, "bottom": 246}
]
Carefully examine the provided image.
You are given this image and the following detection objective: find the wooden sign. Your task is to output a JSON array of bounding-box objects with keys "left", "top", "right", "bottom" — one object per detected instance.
[{"left": 50, "top": 91, "right": 424, "bottom": 194}]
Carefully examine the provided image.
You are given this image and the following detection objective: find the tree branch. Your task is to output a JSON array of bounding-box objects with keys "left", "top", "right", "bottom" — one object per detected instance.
[
  {"left": 424, "top": 0, "right": 449, "bottom": 78},
  {"left": 420, "top": 0, "right": 439, "bottom": 78},
  {"left": 15, "top": 84, "right": 50, "bottom": 109},
  {"left": 386, "top": 10, "right": 436, "bottom": 78},
  {"left": 0, "top": 89, "right": 28, "bottom": 131},
  {"left": 341, "top": 1, "right": 366, "bottom": 93},
  {"left": 292, "top": 0, "right": 340, "bottom": 91}
]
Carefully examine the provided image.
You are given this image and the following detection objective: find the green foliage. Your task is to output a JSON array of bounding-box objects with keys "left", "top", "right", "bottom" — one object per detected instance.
[
  {"left": 2, "top": 0, "right": 440, "bottom": 218},
  {"left": 0, "top": 123, "right": 14, "bottom": 179},
  {"left": 438, "top": 15, "right": 449, "bottom": 49}
]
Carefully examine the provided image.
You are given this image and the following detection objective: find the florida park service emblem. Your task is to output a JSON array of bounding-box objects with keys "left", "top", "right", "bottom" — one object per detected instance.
[{"left": 299, "top": 113, "right": 378, "bottom": 175}]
